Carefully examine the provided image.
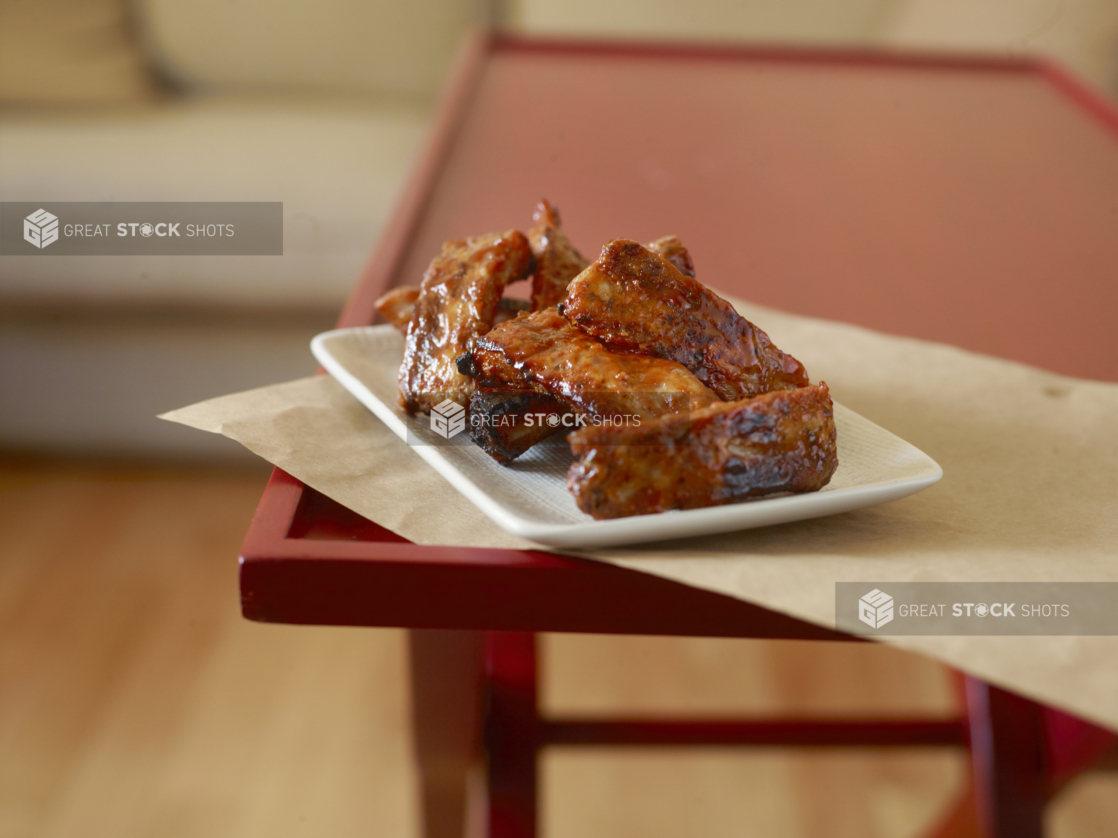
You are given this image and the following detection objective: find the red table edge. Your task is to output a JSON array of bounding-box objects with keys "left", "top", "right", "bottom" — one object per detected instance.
[
  {"left": 243, "top": 30, "right": 855, "bottom": 640},
  {"left": 241, "top": 36, "right": 1118, "bottom": 834},
  {"left": 241, "top": 31, "right": 1118, "bottom": 633},
  {"left": 238, "top": 39, "right": 1118, "bottom": 791}
]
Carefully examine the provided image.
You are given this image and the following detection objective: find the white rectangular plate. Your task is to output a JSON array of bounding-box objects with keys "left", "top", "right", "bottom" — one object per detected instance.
[{"left": 312, "top": 326, "right": 942, "bottom": 549}]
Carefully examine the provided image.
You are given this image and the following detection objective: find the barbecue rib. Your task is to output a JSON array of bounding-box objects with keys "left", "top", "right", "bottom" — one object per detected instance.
[
  {"left": 528, "top": 200, "right": 589, "bottom": 310},
  {"left": 375, "top": 286, "right": 420, "bottom": 332},
  {"left": 562, "top": 239, "right": 808, "bottom": 400},
  {"left": 468, "top": 389, "right": 568, "bottom": 465},
  {"left": 567, "top": 382, "right": 838, "bottom": 519},
  {"left": 471, "top": 307, "right": 719, "bottom": 420},
  {"left": 647, "top": 235, "right": 695, "bottom": 278},
  {"left": 398, "top": 231, "right": 533, "bottom": 414},
  {"left": 456, "top": 219, "right": 687, "bottom": 465},
  {"left": 379, "top": 290, "right": 528, "bottom": 336}
]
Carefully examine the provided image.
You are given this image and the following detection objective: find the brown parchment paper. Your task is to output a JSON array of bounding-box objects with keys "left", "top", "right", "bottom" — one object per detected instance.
[{"left": 161, "top": 299, "right": 1118, "bottom": 731}]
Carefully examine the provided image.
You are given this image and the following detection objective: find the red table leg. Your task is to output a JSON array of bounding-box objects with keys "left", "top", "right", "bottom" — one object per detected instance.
[
  {"left": 485, "top": 632, "right": 539, "bottom": 838},
  {"left": 966, "top": 677, "right": 1047, "bottom": 838},
  {"left": 475, "top": 641, "right": 1112, "bottom": 838},
  {"left": 1043, "top": 706, "right": 1118, "bottom": 793},
  {"left": 410, "top": 629, "right": 487, "bottom": 838}
]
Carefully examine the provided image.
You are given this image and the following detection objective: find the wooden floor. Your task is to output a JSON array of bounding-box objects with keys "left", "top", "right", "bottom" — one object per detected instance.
[{"left": 1, "top": 458, "right": 1113, "bottom": 838}]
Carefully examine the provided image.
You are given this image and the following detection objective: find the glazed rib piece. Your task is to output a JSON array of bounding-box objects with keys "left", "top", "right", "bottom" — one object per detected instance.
[
  {"left": 453, "top": 213, "right": 656, "bottom": 465},
  {"left": 398, "top": 230, "right": 533, "bottom": 414},
  {"left": 375, "top": 286, "right": 420, "bottom": 332},
  {"left": 567, "top": 382, "right": 838, "bottom": 520},
  {"left": 471, "top": 308, "right": 719, "bottom": 420},
  {"left": 467, "top": 241, "right": 683, "bottom": 463},
  {"left": 468, "top": 389, "right": 568, "bottom": 465},
  {"left": 380, "top": 234, "right": 688, "bottom": 335},
  {"left": 380, "top": 289, "right": 529, "bottom": 337},
  {"left": 562, "top": 239, "right": 808, "bottom": 400},
  {"left": 647, "top": 235, "right": 695, "bottom": 278},
  {"left": 527, "top": 200, "right": 589, "bottom": 311},
  {"left": 466, "top": 308, "right": 718, "bottom": 463}
]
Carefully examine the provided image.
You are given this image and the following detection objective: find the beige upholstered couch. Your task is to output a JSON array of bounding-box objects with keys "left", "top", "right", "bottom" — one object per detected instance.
[
  {"left": 2, "top": 0, "right": 1115, "bottom": 458},
  {"left": 1, "top": 0, "right": 479, "bottom": 458}
]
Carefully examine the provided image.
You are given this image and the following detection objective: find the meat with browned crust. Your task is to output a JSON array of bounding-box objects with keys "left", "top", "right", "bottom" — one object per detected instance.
[
  {"left": 528, "top": 200, "right": 589, "bottom": 311},
  {"left": 468, "top": 389, "right": 568, "bottom": 464},
  {"left": 464, "top": 235, "right": 693, "bottom": 456},
  {"left": 377, "top": 287, "right": 528, "bottom": 337},
  {"left": 471, "top": 308, "right": 719, "bottom": 420},
  {"left": 567, "top": 382, "right": 837, "bottom": 519},
  {"left": 562, "top": 239, "right": 808, "bottom": 400},
  {"left": 398, "top": 231, "right": 533, "bottom": 414},
  {"left": 647, "top": 235, "right": 695, "bottom": 277},
  {"left": 375, "top": 286, "right": 420, "bottom": 332}
]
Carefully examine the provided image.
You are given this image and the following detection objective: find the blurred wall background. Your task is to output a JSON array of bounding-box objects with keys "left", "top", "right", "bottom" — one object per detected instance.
[{"left": 2, "top": 0, "right": 1116, "bottom": 461}]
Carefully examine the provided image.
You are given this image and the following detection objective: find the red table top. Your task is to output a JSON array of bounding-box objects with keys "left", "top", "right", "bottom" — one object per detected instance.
[{"left": 240, "top": 34, "right": 1118, "bottom": 636}]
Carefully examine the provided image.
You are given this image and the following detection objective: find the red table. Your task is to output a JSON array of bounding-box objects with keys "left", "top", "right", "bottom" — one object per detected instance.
[{"left": 240, "top": 34, "right": 1118, "bottom": 838}]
